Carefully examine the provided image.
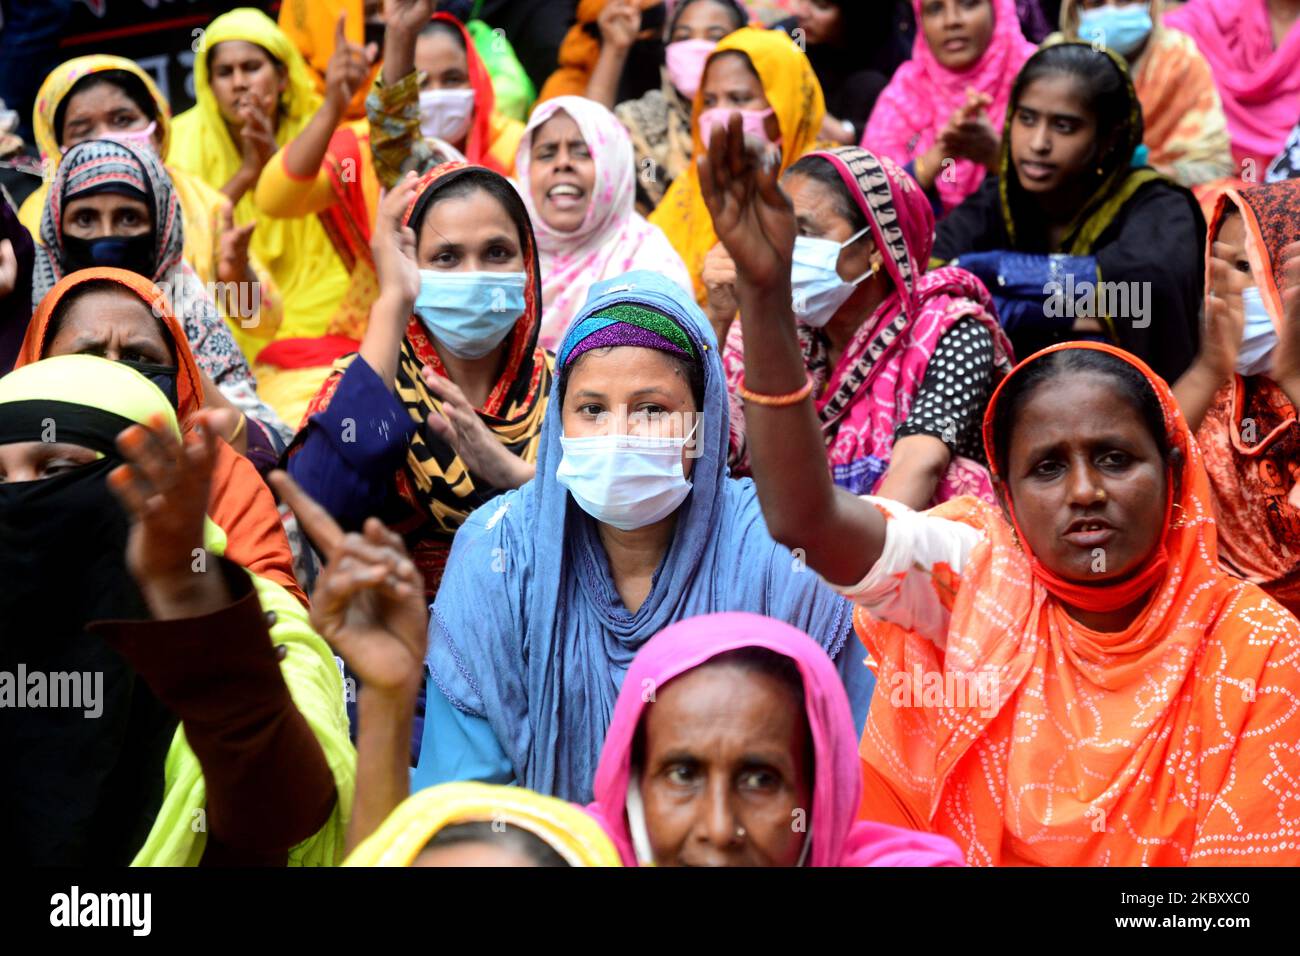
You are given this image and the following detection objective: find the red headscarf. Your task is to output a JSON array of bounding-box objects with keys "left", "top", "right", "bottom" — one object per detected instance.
[{"left": 430, "top": 12, "right": 507, "bottom": 175}]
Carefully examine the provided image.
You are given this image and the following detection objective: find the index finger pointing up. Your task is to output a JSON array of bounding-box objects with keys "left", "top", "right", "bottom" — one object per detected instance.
[{"left": 269, "top": 469, "right": 345, "bottom": 558}]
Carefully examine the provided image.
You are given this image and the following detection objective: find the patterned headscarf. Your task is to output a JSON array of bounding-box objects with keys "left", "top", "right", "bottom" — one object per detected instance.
[{"left": 558, "top": 302, "right": 697, "bottom": 371}]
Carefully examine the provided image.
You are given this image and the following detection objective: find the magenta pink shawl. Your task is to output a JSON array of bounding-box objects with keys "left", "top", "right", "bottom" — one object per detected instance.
[
  {"left": 585, "top": 612, "right": 966, "bottom": 867},
  {"left": 1165, "top": 0, "right": 1300, "bottom": 173},
  {"left": 862, "top": 0, "right": 1034, "bottom": 212}
]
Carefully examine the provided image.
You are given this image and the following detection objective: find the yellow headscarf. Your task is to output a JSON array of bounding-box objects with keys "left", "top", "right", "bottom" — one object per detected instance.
[
  {"left": 648, "top": 26, "right": 825, "bottom": 305},
  {"left": 343, "top": 782, "right": 622, "bottom": 867}
]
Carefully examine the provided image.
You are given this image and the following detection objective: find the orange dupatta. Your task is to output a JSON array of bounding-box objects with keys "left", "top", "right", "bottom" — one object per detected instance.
[
  {"left": 855, "top": 341, "right": 1300, "bottom": 865},
  {"left": 19, "top": 268, "right": 306, "bottom": 607}
]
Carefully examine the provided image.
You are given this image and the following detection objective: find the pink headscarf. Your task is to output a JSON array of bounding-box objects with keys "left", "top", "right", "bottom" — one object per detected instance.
[
  {"left": 516, "top": 95, "right": 692, "bottom": 351},
  {"left": 586, "top": 612, "right": 966, "bottom": 867},
  {"left": 862, "top": 0, "right": 1035, "bottom": 212},
  {"left": 1164, "top": 0, "right": 1300, "bottom": 174}
]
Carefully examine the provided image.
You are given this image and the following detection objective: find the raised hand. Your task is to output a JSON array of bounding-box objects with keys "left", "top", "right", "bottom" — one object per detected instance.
[
  {"left": 236, "top": 101, "right": 277, "bottom": 175},
  {"left": 108, "top": 410, "right": 229, "bottom": 620},
  {"left": 1269, "top": 240, "right": 1300, "bottom": 392},
  {"left": 421, "top": 365, "right": 536, "bottom": 490},
  {"left": 702, "top": 241, "right": 739, "bottom": 339},
  {"left": 371, "top": 172, "right": 422, "bottom": 306},
  {"left": 1203, "top": 241, "right": 1249, "bottom": 383},
  {"left": 384, "top": 0, "right": 437, "bottom": 37},
  {"left": 215, "top": 201, "right": 256, "bottom": 284},
  {"left": 269, "top": 470, "right": 428, "bottom": 698},
  {"left": 325, "top": 12, "right": 375, "bottom": 114},
  {"left": 697, "top": 112, "right": 797, "bottom": 291},
  {"left": 597, "top": 0, "right": 643, "bottom": 51}
]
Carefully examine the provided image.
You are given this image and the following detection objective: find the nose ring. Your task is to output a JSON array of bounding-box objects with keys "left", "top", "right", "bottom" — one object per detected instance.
[
  {"left": 1095, "top": 488, "right": 1107, "bottom": 503},
  {"left": 735, "top": 826, "right": 746, "bottom": 839}
]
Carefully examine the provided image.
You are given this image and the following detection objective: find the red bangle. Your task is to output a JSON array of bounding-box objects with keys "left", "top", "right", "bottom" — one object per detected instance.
[{"left": 737, "top": 372, "right": 814, "bottom": 407}]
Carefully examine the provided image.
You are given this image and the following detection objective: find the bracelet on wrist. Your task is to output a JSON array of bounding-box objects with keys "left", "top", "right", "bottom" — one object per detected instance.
[{"left": 736, "top": 372, "right": 814, "bottom": 407}]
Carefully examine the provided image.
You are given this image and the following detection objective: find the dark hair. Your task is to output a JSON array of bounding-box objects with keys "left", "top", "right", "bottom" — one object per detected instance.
[
  {"left": 419, "top": 17, "right": 468, "bottom": 50},
  {"left": 990, "top": 348, "right": 1169, "bottom": 478},
  {"left": 55, "top": 71, "right": 157, "bottom": 146},
  {"left": 1009, "top": 44, "right": 1140, "bottom": 175},
  {"left": 421, "top": 821, "right": 570, "bottom": 867},
  {"left": 784, "top": 154, "right": 868, "bottom": 235},
  {"left": 670, "top": 0, "right": 748, "bottom": 34},
  {"left": 409, "top": 167, "right": 528, "bottom": 243}
]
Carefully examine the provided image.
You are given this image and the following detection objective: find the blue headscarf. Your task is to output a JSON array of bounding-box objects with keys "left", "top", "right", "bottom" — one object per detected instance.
[{"left": 426, "top": 271, "right": 857, "bottom": 803}]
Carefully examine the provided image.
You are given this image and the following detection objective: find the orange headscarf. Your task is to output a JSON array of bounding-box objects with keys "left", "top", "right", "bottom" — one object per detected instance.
[
  {"left": 19, "top": 268, "right": 306, "bottom": 607},
  {"left": 538, "top": 0, "right": 665, "bottom": 103},
  {"left": 855, "top": 341, "right": 1300, "bottom": 866}
]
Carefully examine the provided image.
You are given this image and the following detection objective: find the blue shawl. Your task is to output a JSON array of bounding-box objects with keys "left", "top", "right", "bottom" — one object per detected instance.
[{"left": 427, "top": 271, "right": 855, "bottom": 802}]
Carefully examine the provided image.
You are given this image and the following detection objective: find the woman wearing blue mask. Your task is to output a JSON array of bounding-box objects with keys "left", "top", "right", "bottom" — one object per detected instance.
[
  {"left": 1046, "top": 0, "right": 1233, "bottom": 188},
  {"left": 721, "top": 146, "right": 1015, "bottom": 510},
  {"left": 413, "top": 269, "right": 872, "bottom": 803},
  {"left": 286, "top": 162, "right": 551, "bottom": 597},
  {"left": 1172, "top": 178, "right": 1300, "bottom": 616}
]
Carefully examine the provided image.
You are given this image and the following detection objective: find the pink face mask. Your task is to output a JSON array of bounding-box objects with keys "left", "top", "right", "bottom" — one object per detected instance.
[
  {"left": 664, "top": 38, "right": 716, "bottom": 99},
  {"left": 98, "top": 120, "right": 159, "bottom": 156},
  {"left": 697, "top": 106, "right": 776, "bottom": 149}
]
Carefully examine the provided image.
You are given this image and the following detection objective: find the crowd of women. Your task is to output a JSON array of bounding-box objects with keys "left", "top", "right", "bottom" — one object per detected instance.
[{"left": 1, "top": 0, "right": 1299, "bottom": 868}]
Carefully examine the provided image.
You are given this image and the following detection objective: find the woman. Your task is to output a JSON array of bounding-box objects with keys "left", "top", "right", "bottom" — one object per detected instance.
[
  {"left": 34, "top": 139, "right": 290, "bottom": 459},
  {"left": 722, "top": 146, "right": 1015, "bottom": 507},
  {"left": 701, "top": 112, "right": 1300, "bottom": 866},
  {"left": 1048, "top": 1, "right": 1233, "bottom": 189},
  {"left": 286, "top": 163, "right": 551, "bottom": 596},
  {"left": 863, "top": 0, "right": 1036, "bottom": 215},
  {"left": 19, "top": 54, "right": 281, "bottom": 341},
  {"left": 369, "top": 7, "right": 526, "bottom": 187},
  {"left": 587, "top": 612, "right": 964, "bottom": 866},
  {"left": 0, "top": 354, "right": 353, "bottom": 865},
  {"left": 650, "top": 26, "right": 824, "bottom": 306},
  {"left": 614, "top": 0, "right": 748, "bottom": 212},
  {"left": 1164, "top": 0, "right": 1300, "bottom": 175},
  {"left": 540, "top": 0, "right": 668, "bottom": 106},
  {"left": 1173, "top": 179, "right": 1300, "bottom": 614},
  {"left": 420, "top": 269, "right": 872, "bottom": 805},
  {"left": 18, "top": 267, "right": 307, "bottom": 607},
  {"left": 933, "top": 42, "right": 1205, "bottom": 385},
  {"left": 518, "top": 95, "right": 691, "bottom": 350},
  {"left": 0, "top": 187, "right": 35, "bottom": 372},
  {"left": 776, "top": 0, "right": 914, "bottom": 147},
  {"left": 170, "top": 7, "right": 372, "bottom": 403}
]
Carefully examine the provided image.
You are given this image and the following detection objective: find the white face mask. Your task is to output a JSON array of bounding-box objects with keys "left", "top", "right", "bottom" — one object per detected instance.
[
  {"left": 555, "top": 423, "right": 698, "bottom": 531},
  {"left": 419, "top": 87, "right": 476, "bottom": 143},
  {"left": 1236, "top": 285, "right": 1277, "bottom": 377},
  {"left": 790, "top": 226, "right": 873, "bottom": 328}
]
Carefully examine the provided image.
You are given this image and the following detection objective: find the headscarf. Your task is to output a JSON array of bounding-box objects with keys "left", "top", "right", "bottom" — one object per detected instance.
[
  {"left": 1197, "top": 179, "right": 1300, "bottom": 613},
  {"left": 649, "top": 26, "right": 825, "bottom": 305},
  {"left": 723, "top": 147, "right": 1015, "bottom": 502},
  {"left": 344, "top": 782, "right": 621, "bottom": 866},
  {"left": 426, "top": 270, "right": 855, "bottom": 803},
  {"left": 169, "top": 7, "right": 323, "bottom": 272},
  {"left": 1050, "top": 0, "right": 1233, "bottom": 188},
  {"left": 0, "top": 188, "right": 36, "bottom": 372},
  {"left": 856, "top": 341, "right": 1300, "bottom": 865},
  {"left": 516, "top": 95, "right": 692, "bottom": 350},
  {"left": 585, "top": 612, "right": 966, "bottom": 867},
  {"left": 296, "top": 163, "right": 552, "bottom": 591},
  {"left": 425, "top": 12, "right": 513, "bottom": 175},
  {"left": 18, "top": 268, "right": 306, "bottom": 606},
  {"left": 0, "top": 355, "right": 182, "bottom": 863},
  {"left": 1165, "top": 0, "right": 1300, "bottom": 174},
  {"left": 862, "top": 0, "right": 1036, "bottom": 213}
]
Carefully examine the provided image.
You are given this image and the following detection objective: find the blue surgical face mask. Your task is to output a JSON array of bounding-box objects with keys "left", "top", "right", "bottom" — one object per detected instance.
[
  {"left": 1237, "top": 285, "right": 1277, "bottom": 377},
  {"left": 791, "top": 226, "right": 872, "bottom": 328},
  {"left": 1078, "top": 4, "right": 1153, "bottom": 58},
  {"left": 555, "top": 423, "right": 698, "bottom": 531},
  {"left": 414, "top": 270, "right": 527, "bottom": 359}
]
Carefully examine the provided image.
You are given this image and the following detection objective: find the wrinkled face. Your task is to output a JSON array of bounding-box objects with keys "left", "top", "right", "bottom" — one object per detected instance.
[
  {"left": 412, "top": 842, "right": 539, "bottom": 867},
  {"left": 671, "top": 0, "right": 739, "bottom": 42},
  {"left": 416, "top": 187, "right": 524, "bottom": 272},
  {"left": 1004, "top": 370, "right": 1167, "bottom": 584},
  {"left": 699, "top": 52, "right": 781, "bottom": 143},
  {"left": 784, "top": 171, "right": 877, "bottom": 283},
  {"left": 59, "top": 82, "right": 161, "bottom": 154},
  {"left": 46, "top": 288, "right": 174, "bottom": 366},
  {"left": 414, "top": 29, "right": 471, "bottom": 92},
  {"left": 792, "top": 0, "right": 843, "bottom": 46},
  {"left": 921, "top": 0, "right": 995, "bottom": 71},
  {"left": 1009, "top": 73, "right": 1101, "bottom": 196},
  {"left": 561, "top": 346, "right": 699, "bottom": 480},
  {"left": 0, "top": 442, "right": 99, "bottom": 483},
  {"left": 207, "top": 40, "right": 286, "bottom": 125},
  {"left": 639, "top": 663, "right": 812, "bottom": 867},
  {"left": 62, "top": 194, "right": 151, "bottom": 240},
  {"left": 527, "top": 110, "right": 595, "bottom": 234}
]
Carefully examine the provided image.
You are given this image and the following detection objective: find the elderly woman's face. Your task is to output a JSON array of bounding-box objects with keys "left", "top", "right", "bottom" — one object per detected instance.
[
  {"left": 59, "top": 82, "right": 161, "bottom": 154},
  {"left": 638, "top": 663, "right": 812, "bottom": 867},
  {"left": 0, "top": 442, "right": 99, "bottom": 483},
  {"left": 528, "top": 110, "right": 595, "bottom": 235},
  {"left": 560, "top": 346, "right": 700, "bottom": 480},
  {"left": 46, "top": 288, "right": 173, "bottom": 367},
  {"left": 1005, "top": 370, "right": 1166, "bottom": 585}
]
